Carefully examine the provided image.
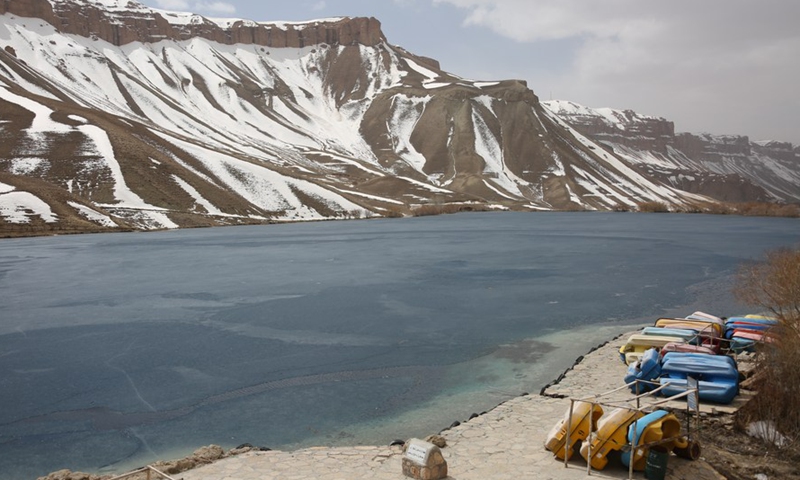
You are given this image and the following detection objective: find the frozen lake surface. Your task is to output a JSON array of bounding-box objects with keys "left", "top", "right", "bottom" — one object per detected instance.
[{"left": 0, "top": 212, "right": 798, "bottom": 479}]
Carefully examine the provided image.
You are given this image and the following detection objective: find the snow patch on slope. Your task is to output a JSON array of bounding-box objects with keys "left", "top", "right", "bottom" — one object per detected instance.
[
  {"left": 0, "top": 182, "right": 58, "bottom": 224},
  {"left": 472, "top": 97, "right": 527, "bottom": 198},
  {"left": 387, "top": 95, "right": 431, "bottom": 173},
  {"left": 68, "top": 201, "right": 117, "bottom": 227},
  {"left": 155, "top": 132, "right": 369, "bottom": 220},
  {"left": 171, "top": 175, "right": 225, "bottom": 215}
]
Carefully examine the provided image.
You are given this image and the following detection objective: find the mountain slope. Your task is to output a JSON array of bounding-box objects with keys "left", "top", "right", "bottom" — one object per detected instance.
[
  {"left": 0, "top": 0, "right": 796, "bottom": 236},
  {"left": 543, "top": 100, "right": 800, "bottom": 205}
]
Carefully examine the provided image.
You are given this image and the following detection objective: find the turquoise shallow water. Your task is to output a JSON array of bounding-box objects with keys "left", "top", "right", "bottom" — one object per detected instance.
[{"left": 0, "top": 212, "right": 797, "bottom": 479}]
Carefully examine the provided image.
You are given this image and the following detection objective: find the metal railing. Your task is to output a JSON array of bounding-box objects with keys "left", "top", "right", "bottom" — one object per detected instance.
[
  {"left": 562, "top": 379, "right": 701, "bottom": 480},
  {"left": 107, "top": 465, "right": 178, "bottom": 480}
]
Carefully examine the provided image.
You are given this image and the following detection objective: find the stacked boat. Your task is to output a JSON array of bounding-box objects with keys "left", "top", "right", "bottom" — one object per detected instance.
[
  {"left": 618, "top": 311, "right": 724, "bottom": 365},
  {"left": 545, "top": 403, "right": 692, "bottom": 472},
  {"left": 620, "top": 311, "right": 780, "bottom": 405},
  {"left": 544, "top": 311, "right": 781, "bottom": 473},
  {"left": 724, "top": 315, "right": 779, "bottom": 353},
  {"left": 658, "top": 352, "right": 739, "bottom": 404}
]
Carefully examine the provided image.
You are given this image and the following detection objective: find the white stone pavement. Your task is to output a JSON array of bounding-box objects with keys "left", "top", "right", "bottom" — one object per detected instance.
[{"left": 178, "top": 333, "right": 727, "bottom": 480}]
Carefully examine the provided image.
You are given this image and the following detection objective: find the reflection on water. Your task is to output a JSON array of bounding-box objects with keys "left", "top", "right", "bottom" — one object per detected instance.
[{"left": 0, "top": 212, "right": 797, "bottom": 479}]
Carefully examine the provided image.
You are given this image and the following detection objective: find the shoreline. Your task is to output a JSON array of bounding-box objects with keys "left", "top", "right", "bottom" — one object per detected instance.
[
  {"left": 41, "top": 326, "right": 724, "bottom": 480},
  {"left": 85, "top": 323, "right": 638, "bottom": 479},
  {"left": 4, "top": 208, "right": 799, "bottom": 241},
  {"left": 36, "top": 278, "right": 750, "bottom": 480},
  {"left": 35, "top": 273, "right": 751, "bottom": 480},
  {"left": 81, "top": 332, "right": 723, "bottom": 480}
]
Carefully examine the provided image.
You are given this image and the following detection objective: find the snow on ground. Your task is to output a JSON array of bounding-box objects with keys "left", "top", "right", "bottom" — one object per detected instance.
[
  {"left": 261, "top": 18, "right": 347, "bottom": 30},
  {"left": 1, "top": 13, "right": 432, "bottom": 201},
  {"left": 303, "top": 150, "right": 386, "bottom": 176},
  {"left": 472, "top": 97, "right": 527, "bottom": 199},
  {"left": 171, "top": 175, "right": 225, "bottom": 215},
  {"left": 51, "top": 0, "right": 346, "bottom": 31},
  {"left": 0, "top": 85, "right": 71, "bottom": 134},
  {"left": 422, "top": 82, "right": 451, "bottom": 90},
  {"left": 0, "top": 83, "right": 177, "bottom": 226},
  {"left": 563, "top": 182, "right": 584, "bottom": 206},
  {"left": 359, "top": 44, "right": 405, "bottom": 95},
  {"left": 542, "top": 100, "right": 662, "bottom": 131},
  {"left": 570, "top": 165, "right": 631, "bottom": 208},
  {"left": 0, "top": 19, "right": 132, "bottom": 116},
  {"left": 9, "top": 158, "right": 48, "bottom": 176},
  {"left": 332, "top": 188, "right": 404, "bottom": 205},
  {"left": 546, "top": 151, "right": 566, "bottom": 176},
  {"left": 0, "top": 182, "right": 58, "bottom": 224},
  {"left": 79, "top": 126, "right": 154, "bottom": 208},
  {"left": 482, "top": 179, "right": 518, "bottom": 201},
  {"left": 395, "top": 176, "right": 453, "bottom": 194},
  {"left": 77, "top": 124, "right": 179, "bottom": 229},
  {"left": 67, "top": 201, "right": 117, "bottom": 227},
  {"left": 387, "top": 95, "right": 431, "bottom": 173},
  {"left": 541, "top": 107, "right": 684, "bottom": 205},
  {"left": 156, "top": 132, "right": 369, "bottom": 220},
  {"left": 612, "top": 143, "right": 685, "bottom": 170},
  {"left": 404, "top": 58, "right": 439, "bottom": 82}
]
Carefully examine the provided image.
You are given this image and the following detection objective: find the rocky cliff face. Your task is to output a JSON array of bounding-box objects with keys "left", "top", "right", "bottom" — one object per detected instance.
[
  {"left": 543, "top": 101, "right": 676, "bottom": 153},
  {"left": 0, "top": 0, "right": 385, "bottom": 47},
  {"left": 674, "top": 133, "right": 752, "bottom": 161},
  {"left": 753, "top": 140, "right": 799, "bottom": 163}
]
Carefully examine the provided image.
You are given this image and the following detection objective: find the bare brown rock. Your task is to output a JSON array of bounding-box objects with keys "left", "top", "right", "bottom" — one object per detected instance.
[
  {"left": 192, "top": 444, "right": 225, "bottom": 463},
  {"left": 2, "top": 0, "right": 384, "bottom": 48},
  {"left": 36, "top": 469, "right": 107, "bottom": 480},
  {"left": 424, "top": 434, "right": 447, "bottom": 448}
]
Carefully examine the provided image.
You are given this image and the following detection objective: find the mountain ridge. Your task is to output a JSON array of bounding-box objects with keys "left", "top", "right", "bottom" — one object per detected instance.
[
  {"left": 1, "top": 0, "right": 798, "bottom": 237},
  {"left": 0, "top": 0, "right": 386, "bottom": 48},
  {"left": 543, "top": 100, "right": 800, "bottom": 204}
]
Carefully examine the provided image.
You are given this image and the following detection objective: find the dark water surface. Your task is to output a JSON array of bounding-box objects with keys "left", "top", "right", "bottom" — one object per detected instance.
[{"left": 0, "top": 212, "right": 797, "bottom": 478}]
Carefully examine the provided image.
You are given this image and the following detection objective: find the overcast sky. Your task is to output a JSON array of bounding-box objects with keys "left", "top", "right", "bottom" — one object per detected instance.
[{"left": 143, "top": 0, "right": 800, "bottom": 144}]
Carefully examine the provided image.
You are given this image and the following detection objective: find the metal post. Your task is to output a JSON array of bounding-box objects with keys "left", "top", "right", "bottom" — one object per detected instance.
[
  {"left": 564, "top": 399, "right": 574, "bottom": 468},
  {"left": 629, "top": 414, "right": 637, "bottom": 480},
  {"left": 636, "top": 381, "right": 641, "bottom": 410},
  {"left": 695, "top": 385, "right": 701, "bottom": 440},
  {"left": 586, "top": 402, "right": 594, "bottom": 476}
]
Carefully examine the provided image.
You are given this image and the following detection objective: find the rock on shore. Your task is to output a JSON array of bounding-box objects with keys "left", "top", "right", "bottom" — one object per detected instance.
[{"left": 36, "top": 444, "right": 253, "bottom": 480}]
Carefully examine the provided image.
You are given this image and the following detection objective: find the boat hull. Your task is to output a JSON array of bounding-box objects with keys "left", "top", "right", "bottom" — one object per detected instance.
[
  {"left": 545, "top": 402, "right": 604, "bottom": 460},
  {"left": 621, "top": 410, "right": 687, "bottom": 471},
  {"left": 580, "top": 408, "right": 644, "bottom": 470}
]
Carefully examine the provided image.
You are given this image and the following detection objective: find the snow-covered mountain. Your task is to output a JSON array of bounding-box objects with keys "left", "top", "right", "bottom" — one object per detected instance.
[
  {"left": 543, "top": 100, "right": 800, "bottom": 204},
  {"left": 1, "top": 0, "right": 797, "bottom": 236}
]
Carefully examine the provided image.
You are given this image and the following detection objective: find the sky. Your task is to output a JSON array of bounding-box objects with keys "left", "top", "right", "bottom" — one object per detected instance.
[{"left": 141, "top": 0, "right": 800, "bottom": 145}]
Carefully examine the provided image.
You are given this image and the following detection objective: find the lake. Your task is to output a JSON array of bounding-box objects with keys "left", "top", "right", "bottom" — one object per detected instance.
[{"left": 0, "top": 212, "right": 797, "bottom": 479}]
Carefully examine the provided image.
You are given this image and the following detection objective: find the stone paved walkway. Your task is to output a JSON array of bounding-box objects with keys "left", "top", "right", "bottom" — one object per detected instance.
[{"left": 178, "top": 332, "right": 727, "bottom": 480}]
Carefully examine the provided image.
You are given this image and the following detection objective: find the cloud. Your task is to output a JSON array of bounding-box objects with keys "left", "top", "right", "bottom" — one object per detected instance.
[
  {"left": 434, "top": 0, "right": 800, "bottom": 142},
  {"left": 193, "top": 1, "right": 236, "bottom": 14},
  {"left": 311, "top": 1, "right": 326, "bottom": 11}
]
